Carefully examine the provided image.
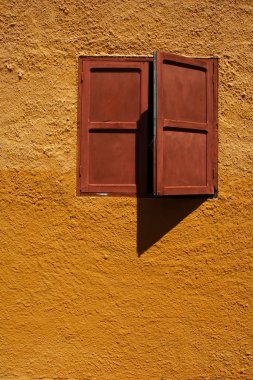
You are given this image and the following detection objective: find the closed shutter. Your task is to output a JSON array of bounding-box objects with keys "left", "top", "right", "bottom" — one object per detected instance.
[
  {"left": 79, "top": 59, "right": 149, "bottom": 195},
  {"left": 154, "top": 51, "right": 217, "bottom": 195}
]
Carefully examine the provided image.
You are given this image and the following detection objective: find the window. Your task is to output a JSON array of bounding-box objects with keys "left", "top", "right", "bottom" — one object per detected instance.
[{"left": 77, "top": 51, "right": 218, "bottom": 196}]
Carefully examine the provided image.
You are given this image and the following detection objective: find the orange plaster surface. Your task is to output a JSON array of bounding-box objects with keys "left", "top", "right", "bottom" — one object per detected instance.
[{"left": 0, "top": 0, "right": 253, "bottom": 379}]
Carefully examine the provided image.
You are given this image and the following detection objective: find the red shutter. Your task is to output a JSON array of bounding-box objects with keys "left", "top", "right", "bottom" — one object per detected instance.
[
  {"left": 154, "top": 52, "right": 217, "bottom": 195},
  {"left": 79, "top": 58, "right": 149, "bottom": 195}
]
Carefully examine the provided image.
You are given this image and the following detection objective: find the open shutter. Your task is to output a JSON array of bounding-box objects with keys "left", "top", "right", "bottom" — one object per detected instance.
[
  {"left": 154, "top": 51, "right": 217, "bottom": 195},
  {"left": 79, "top": 58, "right": 149, "bottom": 195}
]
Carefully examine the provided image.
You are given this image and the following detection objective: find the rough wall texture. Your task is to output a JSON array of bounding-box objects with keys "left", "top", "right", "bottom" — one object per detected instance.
[{"left": 0, "top": 0, "right": 253, "bottom": 379}]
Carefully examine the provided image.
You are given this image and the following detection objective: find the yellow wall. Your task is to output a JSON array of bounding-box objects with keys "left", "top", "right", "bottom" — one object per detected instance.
[{"left": 0, "top": 0, "right": 252, "bottom": 379}]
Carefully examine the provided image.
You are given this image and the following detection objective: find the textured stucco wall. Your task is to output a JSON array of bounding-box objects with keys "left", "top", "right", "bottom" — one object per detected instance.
[{"left": 0, "top": 0, "right": 253, "bottom": 379}]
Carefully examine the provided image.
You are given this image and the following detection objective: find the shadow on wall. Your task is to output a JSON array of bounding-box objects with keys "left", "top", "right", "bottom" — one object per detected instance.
[{"left": 137, "top": 197, "right": 206, "bottom": 256}]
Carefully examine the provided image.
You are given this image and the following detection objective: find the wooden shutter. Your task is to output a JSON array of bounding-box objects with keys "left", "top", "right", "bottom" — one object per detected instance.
[
  {"left": 154, "top": 51, "right": 217, "bottom": 195},
  {"left": 78, "top": 58, "right": 149, "bottom": 195}
]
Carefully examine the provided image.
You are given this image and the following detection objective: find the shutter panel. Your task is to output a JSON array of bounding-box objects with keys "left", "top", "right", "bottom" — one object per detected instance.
[
  {"left": 154, "top": 51, "right": 217, "bottom": 195},
  {"left": 79, "top": 59, "right": 149, "bottom": 195}
]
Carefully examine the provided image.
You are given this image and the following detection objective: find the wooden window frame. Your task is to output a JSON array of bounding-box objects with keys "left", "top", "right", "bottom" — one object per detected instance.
[{"left": 77, "top": 54, "right": 218, "bottom": 197}]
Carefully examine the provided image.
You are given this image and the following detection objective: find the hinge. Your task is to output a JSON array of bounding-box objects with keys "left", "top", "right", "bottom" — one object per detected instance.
[
  {"left": 213, "top": 166, "right": 216, "bottom": 179},
  {"left": 81, "top": 72, "right": 84, "bottom": 83},
  {"left": 79, "top": 165, "right": 82, "bottom": 177},
  {"left": 212, "top": 73, "right": 215, "bottom": 85}
]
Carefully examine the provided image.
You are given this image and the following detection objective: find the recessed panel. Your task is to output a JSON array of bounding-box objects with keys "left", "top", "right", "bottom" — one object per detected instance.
[
  {"left": 90, "top": 69, "right": 140, "bottom": 122},
  {"left": 163, "top": 129, "right": 207, "bottom": 187},
  {"left": 162, "top": 61, "right": 207, "bottom": 123},
  {"left": 89, "top": 131, "right": 136, "bottom": 185}
]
